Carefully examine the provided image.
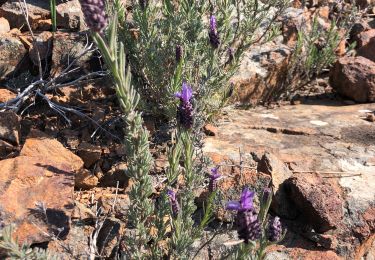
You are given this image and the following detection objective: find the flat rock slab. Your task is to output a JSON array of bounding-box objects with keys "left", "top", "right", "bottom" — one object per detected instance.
[
  {"left": 0, "top": 131, "right": 83, "bottom": 244},
  {"left": 204, "top": 103, "right": 375, "bottom": 258}
]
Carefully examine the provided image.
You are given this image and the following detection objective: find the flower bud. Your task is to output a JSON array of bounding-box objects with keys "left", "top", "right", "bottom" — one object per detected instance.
[
  {"left": 268, "top": 216, "right": 282, "bottom": 242},
  {"left": 209, "top": 15, "right": 220, "bottom": 49}
]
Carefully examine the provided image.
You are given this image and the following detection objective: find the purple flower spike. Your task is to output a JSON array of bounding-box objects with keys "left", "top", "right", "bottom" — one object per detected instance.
[
  {"left": 167, "top": 189, "right": 176, "bottom": 200},
  {"left": 268, "top": 216, "right": 282, "bottom": 242},
  {"left": 175, "top": 83, "right": 194, "bottom": 129},
  {"left": 167, "top": 189, "right": 180, "bottom": 217},
  {"left": 209, "top": 167, "right": 221, "bottom": 192},
  {"left": 227, "top": 187, "right": 255, "bottom": 212},
  {"left": 226, "top": 187, "right": 261, "bottom": 243},
  {"left": 210, "top": 15, "right": 217, "bottom": 33},
  {"left": 174, "top": 83, "right": 192, "bottom": 103},
  {"left": 209, "top": 15, "right": 220, "bottom": 48},
  {"left": 79, "top": 0, "right": 108, "bottom": 33}
]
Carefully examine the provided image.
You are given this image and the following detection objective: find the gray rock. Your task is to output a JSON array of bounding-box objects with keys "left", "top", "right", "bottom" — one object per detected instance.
[
  {"left": 56, "top": 0, "right": 86, "bottom": 31},
  {"left": 0, "top": 35, "right": 27, "bottom": 80},
  {"left": 0, "top": 111, "right": 20, "bottom": 145}
]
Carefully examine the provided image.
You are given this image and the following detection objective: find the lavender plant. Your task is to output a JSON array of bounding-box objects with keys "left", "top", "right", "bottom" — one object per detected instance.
[
  {"left": 225, "top": 187, "right": 285, "bottom": 260},
  {"left": 121, "top": 0, "right": 290, "bottom": 118},
  {"left": 79, "top": 1, "right": 155, "bottom": 257}
]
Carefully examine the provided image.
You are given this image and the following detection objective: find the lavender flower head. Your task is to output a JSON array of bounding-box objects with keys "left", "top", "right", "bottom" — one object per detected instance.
[
  {"left": 226, "top": 187, "right": 255, "bottom": 212},
  {"left": 268, "top": 216, "right": 282, "bottom": 242},
  {"left": 227, "top": 188, "right": 261, "bottom": 243},
  {"left": 79, "top": 0, "right": 108, "bottom": 33},
  {"left": 209, "top": 167, "right": 221, "bottom": 192},
  {"left": 174, "top": 83, "right": 194, "bottom": 129},
  {"left": 209, "top": 15, "right": 220, "bottom": 49},
  {"left": 167, "top": 189, "right": 180, "bottom": 217}
]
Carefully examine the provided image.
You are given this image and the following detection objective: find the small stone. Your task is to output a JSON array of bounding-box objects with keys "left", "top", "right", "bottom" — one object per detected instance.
[
  {"left": 291, "top": 99, "right": 301, "bottom": 105},
  {"left": 0, "top": 17, "right": 10, "bottom": 34},
  {"left": 356, "top": 29, "right": 375, "bottom": 48},
  {"left": 100, "top": 162, "right": 129, "bottom": 187},
  {"left": 56, "top": 0, "right": 86, "bottom": 31},
  {"left": 51, "top": 32, "right": 101, "bottom": 81},
  {"left": 75, "top": 169, "right": 99, "bottom": 189},
  {"left": 37, "top": 19, "right": 52, "bottom": 31},
  {"left": 366, "top": 114, "right": 375, "bottom": 122},
  {"left": 204, "top": 124, "right": 218, "bottom": 136},
  {"left": 0, "top": 132, "right": 79, "bottom": 245},
  {"left": 0, "top": 111, "right": 20, "bottom": 145},
  {"left": 96, "top": 218, "right": 125, "bottom": 258},
  {"left": 77, "top": 142, "right": 102, "bottom": 168}
]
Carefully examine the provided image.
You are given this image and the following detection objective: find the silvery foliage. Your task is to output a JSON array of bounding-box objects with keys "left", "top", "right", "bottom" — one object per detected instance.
[
  {"left": 93, "top": 17, "right": 154, "bottom": 258},
  {"left": 0, "top": 225, "right": 58, "bottom": 260},
  {"left": 121, "top": 0, "right": 290, "bottom": 118}
]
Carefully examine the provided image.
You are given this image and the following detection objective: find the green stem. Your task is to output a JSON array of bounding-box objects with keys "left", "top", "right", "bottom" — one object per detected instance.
[{"left": 50, "top": 0, "right": 57, "bottom": 32}]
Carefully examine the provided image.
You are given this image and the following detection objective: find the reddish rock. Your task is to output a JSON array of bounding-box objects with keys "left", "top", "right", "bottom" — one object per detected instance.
[
  {"left": 21, "top": 130, "right": 84, "bottom": 172},
  {"left": 355, "top": 207, "right": 375, "bottom": 241},
  {"left": 285, "top": 174, "right": 344, "bottom": 233},
  {"left": 329, "top": 56, "right": 375, "bottom": 103},
  {"left": 0, "top": 132, "right": 83, "bottom": 245},
  {"left": 77, "top": 142, "right": 102, "bottom": 168},
  {"left": 75, "top": 169, "right": 99, "bottom": 190},
  {"left": 357, "top": 37, "right": 375, "bottom": 63},
  {"left": 0, "top": 0, "right": 50, "bottom": 30},
  {"left": 356, "top": 29, "right": 375, "bottom": 48},
  {"left": 203, "top": 124, "right": 218, "bottom": 136}
]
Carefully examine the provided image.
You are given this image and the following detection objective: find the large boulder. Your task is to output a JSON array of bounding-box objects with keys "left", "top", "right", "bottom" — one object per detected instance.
[{"left": 329, "top": 56, "right": 375, "bottom": 102}]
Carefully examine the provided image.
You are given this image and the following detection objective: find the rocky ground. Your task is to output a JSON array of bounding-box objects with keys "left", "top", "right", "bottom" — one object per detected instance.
[{"left": 0, "top": 0, "right": 375, "bottom": 259}]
